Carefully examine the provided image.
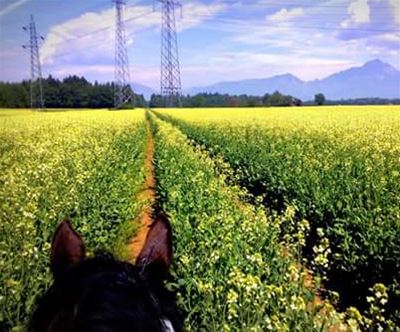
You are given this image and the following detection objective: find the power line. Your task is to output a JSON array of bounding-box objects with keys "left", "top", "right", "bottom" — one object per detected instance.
[
  {"left": 38, "top": 10, "right": 156, "bottom": 77},
  {"left": 223, "top": 0, "right": 396, "bottom": 10},
  {"left": 42, "top": 3, "right": 398, "bottom": 56},
  {"left": 181, "top": 14, "right": 400, "bottom": 33},
  {"left": 22, "top": 15, "right": 45, "bottom": 110},
  {"left": 114, "top": 0, "right": 133, "bottom": 108},
  {"left": 44, "top": 10, "right": 155, "bottom": 52},
  {"left": 156, "top": 0, "right": 182, "bottom": 107}
]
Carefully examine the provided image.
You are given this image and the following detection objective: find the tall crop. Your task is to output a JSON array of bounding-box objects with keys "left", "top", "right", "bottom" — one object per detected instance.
[
  {"left": 156, "top": 106, "right": 400, "bottom": 329},
  {"left": 151, "top": 113, "right": 345, "bottom": 331},
  {"left": 0, "top": 109, "right": 147, "bottom": 330}
]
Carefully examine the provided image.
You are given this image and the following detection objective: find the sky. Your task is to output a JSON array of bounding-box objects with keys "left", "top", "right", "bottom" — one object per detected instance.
[{"left": 0, "top": 0, "right": 399, "bottom": 90}]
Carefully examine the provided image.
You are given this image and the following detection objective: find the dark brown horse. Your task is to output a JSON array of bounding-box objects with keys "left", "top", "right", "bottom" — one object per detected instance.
[{"left": 29, "top": 214, "right": 183, "bottom": 332}]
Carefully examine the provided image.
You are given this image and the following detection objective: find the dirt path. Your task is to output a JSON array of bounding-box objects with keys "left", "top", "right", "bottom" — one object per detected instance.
[{"left": 126, "top": 119, "right": 156, "bottom": 263}]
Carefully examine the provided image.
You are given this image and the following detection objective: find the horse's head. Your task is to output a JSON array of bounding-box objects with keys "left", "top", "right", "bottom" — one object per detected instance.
[{"left": 29, "top": 215, "right": 182, "bottom": 332}]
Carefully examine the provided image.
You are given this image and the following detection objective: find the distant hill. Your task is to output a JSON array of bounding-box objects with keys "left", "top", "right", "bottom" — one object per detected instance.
[{"left": 186, "top": 59, "right": 400, "bottom": 100}]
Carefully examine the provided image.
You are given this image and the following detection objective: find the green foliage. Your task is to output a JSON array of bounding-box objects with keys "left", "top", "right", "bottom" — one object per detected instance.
[
  {"left": 149, "top": 94, "right": 163, "bottom": 108},
  {"left": 0, "top": 76, "right": 147, "bottom": 108},
  {"left": 0, "top": 110, "right": 147, "bottom": 329},
  {"left": 314, "top": 93, "right": 326, "bottom": 106},
  {"left": 0, "top": 82, "right": 29, "bottom": 107},
  {"left": 2, "top": 106, "right": 398, "bottom": 330},
  {"left": 150, "top": 112, "right": 343, "bottom": 331},
  {"left": 155, "top": 107, "right": 400, "bottom": 328},
  {"left": 150, "top": 91, "right": 298, "bottom": 108},
  {"left": 266, "top": 91, "right": 294, "bottom": 106}
]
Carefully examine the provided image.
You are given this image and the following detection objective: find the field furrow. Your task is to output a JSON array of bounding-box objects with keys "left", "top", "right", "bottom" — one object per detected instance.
[
  {"left": 150, "top": 112, "right": 345, "bottom": 331},
  {"left": 155, "top": 106, "right": 400, "bottom": 329},
  {"left": 0, "top": 109, "right": 147, "bottom": 329},
  {"left": 1, "top": 106, "right": 399, "bottom": 331}
]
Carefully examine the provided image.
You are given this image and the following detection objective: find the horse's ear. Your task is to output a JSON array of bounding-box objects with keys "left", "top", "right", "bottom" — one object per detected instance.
[
  {"left": 51, "top": 219, "right": 86, "bottom": 277},
  {"left": 136, "top": 213, "right": 173, "bottom": 280}
]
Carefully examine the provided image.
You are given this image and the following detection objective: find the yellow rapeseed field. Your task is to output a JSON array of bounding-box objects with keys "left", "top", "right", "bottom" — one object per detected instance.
[
  {"left": 1, "top": 106, "right": 400, "bottom": 331},
  {"left": 155, "top": 105, "right": 400, "bottom": 330},
  {"left": 0, "top": 109, "right": 147, "bottom": 329}
]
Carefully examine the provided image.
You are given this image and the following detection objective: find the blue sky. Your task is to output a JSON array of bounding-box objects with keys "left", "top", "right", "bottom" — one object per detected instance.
[{"left": 0, "top": 0, "right": 399, "bottom": 89}]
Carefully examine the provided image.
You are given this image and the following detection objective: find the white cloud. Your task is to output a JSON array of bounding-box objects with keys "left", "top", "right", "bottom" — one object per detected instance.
[
  {"left": 31, "top": 0, "right": 398, "bottom": 88},
  {"left": 341, "top": 0, "right": 370, "bottom": 27},
  {"left": 348, "top": 0, "right": 370, "bottom": 23},
  {"left": 0, "top": 0, "right": 30, "bottom": 18},
  {"left": 41, "top": 5, "right": 157, "bottom": 65},
  {"left": 178, "top": 2, "right": 225, "bottom": 31},
  {"left": 41, "top": 1, "right": 225, "bottom": 66},
  {"left": 267, "top": 7, "right": 304, "bottom": 22},
  {"left": 376, "top": 33, "right": 400, "bottom": 43},
  {"left": 51, "top": 64, "right": 114, "bottom": 78},
  {"left": 389, "top": 0, "right": 400, "bottom": 24},
  {"left": 227, "top": 0, "right": 398, "bottom": 80},
  {"left": 210, "top": 2, "right": 397, "bottom": 83}
]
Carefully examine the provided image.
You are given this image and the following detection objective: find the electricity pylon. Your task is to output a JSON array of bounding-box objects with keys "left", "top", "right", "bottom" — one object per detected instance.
[
  {"left": 22, "top": 15, "right": 44, "bottom": 110},
  {"left": 114, "top": 0, "right": 134, "bottom": 108},
  {"left": 156, "top": 0, "right": 182, "bottom": 107}
]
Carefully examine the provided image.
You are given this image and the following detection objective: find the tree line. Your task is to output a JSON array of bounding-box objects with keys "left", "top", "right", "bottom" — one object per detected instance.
[
  {"left": 0, "top": 76, "right": 301, "bottom": 108},
  {"left": 0, "top": 75, "right": 146, "bottom": 108},
  {"left": 306, "top": 97, "right": 400, "bottom": 106},
  {"left": 1, "top": 75, "right": 399, "bottom": 108},
  {"left": 150, "top": 91, "right": 302, "bottom": 108}
]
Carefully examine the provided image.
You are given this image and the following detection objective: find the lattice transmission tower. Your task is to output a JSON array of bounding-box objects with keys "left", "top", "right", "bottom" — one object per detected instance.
[
  {"left": 157, "top": 0, "right": 182, "bottom": 107},
  {"left": 22, "top": 15, "right": 44, "bottom": 110},
  {"left": 114, "top": 0, "right": 134, "bottom": 108}
]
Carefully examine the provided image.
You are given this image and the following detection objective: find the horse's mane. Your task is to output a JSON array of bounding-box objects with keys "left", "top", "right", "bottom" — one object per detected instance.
[
  {"left": 29, "top": 253, "right": 182, "bottom": 332},
  {"left": 28, "top": 216, "right": 183, "bottom": 332}
]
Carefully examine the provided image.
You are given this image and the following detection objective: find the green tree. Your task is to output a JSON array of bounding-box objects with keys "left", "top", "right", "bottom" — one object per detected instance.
[
  {"left": 266, "top": 91, "right": 292, "bottom": 106},
  {"left": 149, "top": 94, "right": 164, "bottom": 108},
  {"left": 315, "top": 93, "right": 326, "bottom": 106},
  {"left": 262, "top": 93, "right": 271, "bottom": 105}
]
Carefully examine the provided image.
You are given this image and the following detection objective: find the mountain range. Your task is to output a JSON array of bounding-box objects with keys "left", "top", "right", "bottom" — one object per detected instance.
[
  {"left": 185, "top": 59, "right": 400, "bottom": 100},
  {"left": 133, "top": 59, "right": 400, "bottom": 101}
]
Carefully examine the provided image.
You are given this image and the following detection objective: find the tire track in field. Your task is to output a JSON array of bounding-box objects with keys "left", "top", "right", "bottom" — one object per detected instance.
[
  {"left": 151, "top": 111, "right": 342, "bottom": 328},
  {"left": 126, "top": 114, "right": 156, "bottom": 263}
]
